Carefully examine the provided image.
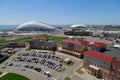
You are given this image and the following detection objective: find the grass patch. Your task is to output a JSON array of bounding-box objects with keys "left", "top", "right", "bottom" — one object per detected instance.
[
  {"left": 12, "top": 57, "right": 16, "bottom": 61},
  {"left": 0, "top": 73, "right": 30, "bottom": 80},
  {"left": 0, "top": 34, "right": 67, "bottom": 47},
  {"left": 0, "top": 37, "right": 34, "bottom": 45},
  {"left": 75, "top": 66, "right": 84, "bottom": 74},
  {"left": 25, "top": 48, "right": 31, "bottom": 51},
  {"left": 18, "top": 53, "right": 22, "bottom": 56},
  {"left": 36, "top": 34, "right": 67, "bottom": 46},
  {"left": 58, "top": 67, "right": 65, "bottom": 72},
  {"left": 59, "top": 59, "right": 74, "bottom": 66},
  {"left": 67, "top": 61, "right": 74, "bottom": 66},
  {"left": 64, "top": 76, "right": 71, "bottom": 80}
]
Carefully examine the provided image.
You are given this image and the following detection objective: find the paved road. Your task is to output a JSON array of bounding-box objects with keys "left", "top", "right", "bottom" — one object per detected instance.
[{"left": 54, "top": 52, "right": 85, "bottom": 80}]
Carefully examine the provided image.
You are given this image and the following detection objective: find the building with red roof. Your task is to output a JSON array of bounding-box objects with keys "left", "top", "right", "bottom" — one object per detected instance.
[
  {"left": 7, "top": 42, "right": 25, "bottom": 48},
  {"left": 84, "top": 50, "right": 114, "bottom": 62},
  {"left": 83, "top": 50, "right": 113, "bottom": 79},
  {"left": 33, "top": 37, "right": 49, "bottom": 41},
  {"left": 29, "top": 37, "right": 57, "bottom": 50},
  {"left": 62, "top": 39, "right": 89, "bottom": 45},
  {"left": 59, "top": 39, "right": 89, "bottom": 58},
  {"left": 83, "top": 42, "right": 120, "bottom": 80},
  {"left": 90, "top": 42, "right": 106, "bottom": 52},
  {"left": 90, "top": 42, "right": 106, "bottom": 48}
]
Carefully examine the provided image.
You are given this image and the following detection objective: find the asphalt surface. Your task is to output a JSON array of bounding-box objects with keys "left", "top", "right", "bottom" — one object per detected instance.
[{"left": 0, "top": 48, "right": 86, "bottom": 80}]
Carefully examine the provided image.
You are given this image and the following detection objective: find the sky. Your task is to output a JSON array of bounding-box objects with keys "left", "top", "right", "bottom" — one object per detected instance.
[{"left": 0, "top": 0, "right": 120, "bottom": 25}]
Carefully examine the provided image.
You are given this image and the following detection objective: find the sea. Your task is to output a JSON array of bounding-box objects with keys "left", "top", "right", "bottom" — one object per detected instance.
[
  {"left": 0, "top": 25, "right": 70, "bottom": 31},
  {"left": 0, "top": 25, "right": 18, "bottom": 31}
]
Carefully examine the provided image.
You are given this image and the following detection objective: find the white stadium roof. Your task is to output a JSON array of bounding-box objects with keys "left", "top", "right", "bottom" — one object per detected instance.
[
  {"left": 71, "top": 24, "right": 86, "bottom": 28},
  {"left": 17, "top": 21, "right": 55, "bottom": 30}
]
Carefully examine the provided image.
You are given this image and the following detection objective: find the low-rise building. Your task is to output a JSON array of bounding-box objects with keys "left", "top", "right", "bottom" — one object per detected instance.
[
  {"left": 29, "top": 37, "right": 57, "bottom": 51},
  {"left": 63, "top": 58, "right": 71, "bottom": 64},
  {"left": 59, "top": 39, "right": 89, "bottom": 58},
  {"left": 7, "top": 42, "right": 25, "bottom": 48},
  {"left": 0, "top": 54, "right": 8, "bottom": 63},
  {"left": 83, "top": 42, "right": 120, "bottom": 80},
  {"left": 89, "top": 42, "right": 106, "bottom": 52}
]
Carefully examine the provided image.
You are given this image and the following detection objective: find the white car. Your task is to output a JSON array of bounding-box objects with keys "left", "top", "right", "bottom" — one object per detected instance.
[{"left": 113, "top": 44, "right": 120, "bottom": 49}]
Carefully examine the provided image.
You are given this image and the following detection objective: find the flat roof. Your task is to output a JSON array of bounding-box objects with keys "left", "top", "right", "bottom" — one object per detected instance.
[
  {"left": 62, "top": 39, "right": 89, "bottom": 45},
  {"left": 103, "top": 47, "right": 120, "bottom": 61}
]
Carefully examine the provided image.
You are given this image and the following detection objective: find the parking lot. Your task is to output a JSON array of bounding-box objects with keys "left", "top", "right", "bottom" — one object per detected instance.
[
  {"left": 7, "top": 62, "right": 51, "bottom": 77},
  {"left": 14, "top": 51, "right": 63, "bottom": 72},
  {"left": 0, "top": 49, "right": 84, "bottom": 80}
]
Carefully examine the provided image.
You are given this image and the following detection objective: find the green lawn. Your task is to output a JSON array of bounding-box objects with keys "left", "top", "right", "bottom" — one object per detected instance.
[
  {"left": 38, "top": 34, "right": 67, "bottom": 46},
  {"left": 64, "top": 76, "right": 71, "bottom": 80},
  {"left": 75, "top": 66, "right": 84, "bottom": 74},
  {"left": 59, "top": 59, "right": 74, "bottom": 66},
  {"left": 18, "top": 53, "right": 22, "bottom": 56},
  {"left": 67, "top": 61, "right": 75, "bottom": 66},
  {"left": 0, "top": 37, "right": 33, "bottom": 44},
  {"left": 0, "top": 73, "right": 30, "bottom": 80},
  {"left": 0, "top": 34, "right": 67, "bottom": 46},
  {"left": 25, "top": 48, "right": 32, "bottom": 51},
  {"left": 58, "top": 67, "right": 65, "bottom": 72}
]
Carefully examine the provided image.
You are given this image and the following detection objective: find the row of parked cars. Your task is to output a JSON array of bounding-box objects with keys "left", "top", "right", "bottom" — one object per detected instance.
[
  {"left": 40, "top": 59, "right": 62, "bottom": 71},
  {"left": 14, "top": 57, "right": 39, "bottom": 63},
  {"left": 7, "top": 63, "right": 51, "bottom": 77},
  {"left": 22, "top": 52, "right": 62, "bottom": 62},
  {"left": 14, "top": 57, "right": 63, "bottom": 71}
]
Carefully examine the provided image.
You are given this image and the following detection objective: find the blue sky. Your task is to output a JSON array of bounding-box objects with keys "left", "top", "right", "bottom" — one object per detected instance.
[{"left": 0, "top": 0, "right": 120, "bottom": 25}]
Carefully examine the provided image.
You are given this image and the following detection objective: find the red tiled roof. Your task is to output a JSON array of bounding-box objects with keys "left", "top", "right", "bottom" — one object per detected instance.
[
  {"left": 90, "top": 42, "right": 106, "bottom": 48},
  {"left": 62, "top": 39, "right": 89, "bottom": 45},
  {"left": 83, "top": 50, "right": 113, "bottom": 62},
  {"left": 33, "top": 37, "right": 49, "bottom": 41}
]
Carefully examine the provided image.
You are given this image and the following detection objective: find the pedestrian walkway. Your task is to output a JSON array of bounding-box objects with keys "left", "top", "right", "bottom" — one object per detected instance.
[
  {"left": 0, "top": 72, "right": 8, "bottom": 78},
  {"left": 74, "top": 66, "right": 101, "bottom": 80}
]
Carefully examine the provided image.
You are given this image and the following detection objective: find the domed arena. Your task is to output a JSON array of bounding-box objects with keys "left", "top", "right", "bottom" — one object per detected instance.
[
  {"left": 16, "top": 21, "right": 56, "bottom": 32},
  {"left": 71, "top": 24, "right": 86, "bottom": 28}
]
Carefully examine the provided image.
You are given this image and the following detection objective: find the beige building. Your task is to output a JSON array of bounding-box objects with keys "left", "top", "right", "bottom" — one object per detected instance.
[{"left": 29, "top": 37, "right": 57, "bottom": 51}]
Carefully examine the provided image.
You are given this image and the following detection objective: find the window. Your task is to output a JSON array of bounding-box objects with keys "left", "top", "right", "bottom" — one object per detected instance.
[
  {"left": 96, "top": 65, "right": 99, "bottom": 68},
  {"left": 117, "top": 73, "right": 120, "bottom": 78},
  {"left": 112, "top": 65, "right": 116, "bottom": 69},
  {"left": 90, "top": 56, "right": 91, "bottom": 59},
  {"left": 110, "top": 77, "right": 114, "bottom": 80},
  {"left": 91, "top": 62, "right": 93, "bottom": 65},
  {"left": 101, "top": 61, "right": 103, "bottom": 64},
  {"left": 97, "top": 59, "right": 99, "bottom": 63},
  {"left": 118, "top": 67, "right": 120, "bottom": 71},
  {"left": 111, "top": 70, "right": 115, "bottom": 75},
  {"left": 104, "top": 61, "right": 106, "bottom": 65}
]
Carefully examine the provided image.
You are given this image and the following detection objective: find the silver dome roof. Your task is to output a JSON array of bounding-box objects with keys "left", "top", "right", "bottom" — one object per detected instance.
[
  {"left": 71, "top": 24, "right": 86, "bottom": 28},
  {"left": 17, "top": 21, "right": 55, "bottom": 30}
]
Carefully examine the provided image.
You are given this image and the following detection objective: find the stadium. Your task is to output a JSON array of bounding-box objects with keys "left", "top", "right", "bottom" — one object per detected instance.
[
  {"left": 71, "top": 24, "right": 86, "bottom": 28},
  {"left": 16, "top": 21, "right": 58, "bottom": 33}
]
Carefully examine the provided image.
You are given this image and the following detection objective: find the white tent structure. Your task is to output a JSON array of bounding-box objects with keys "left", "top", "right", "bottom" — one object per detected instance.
[
  {"left": 16, "top": 21, "right": 57, "bottom": 32},
  {"left": 71, "top": 24, "right": 86, "bottom": 28}
]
